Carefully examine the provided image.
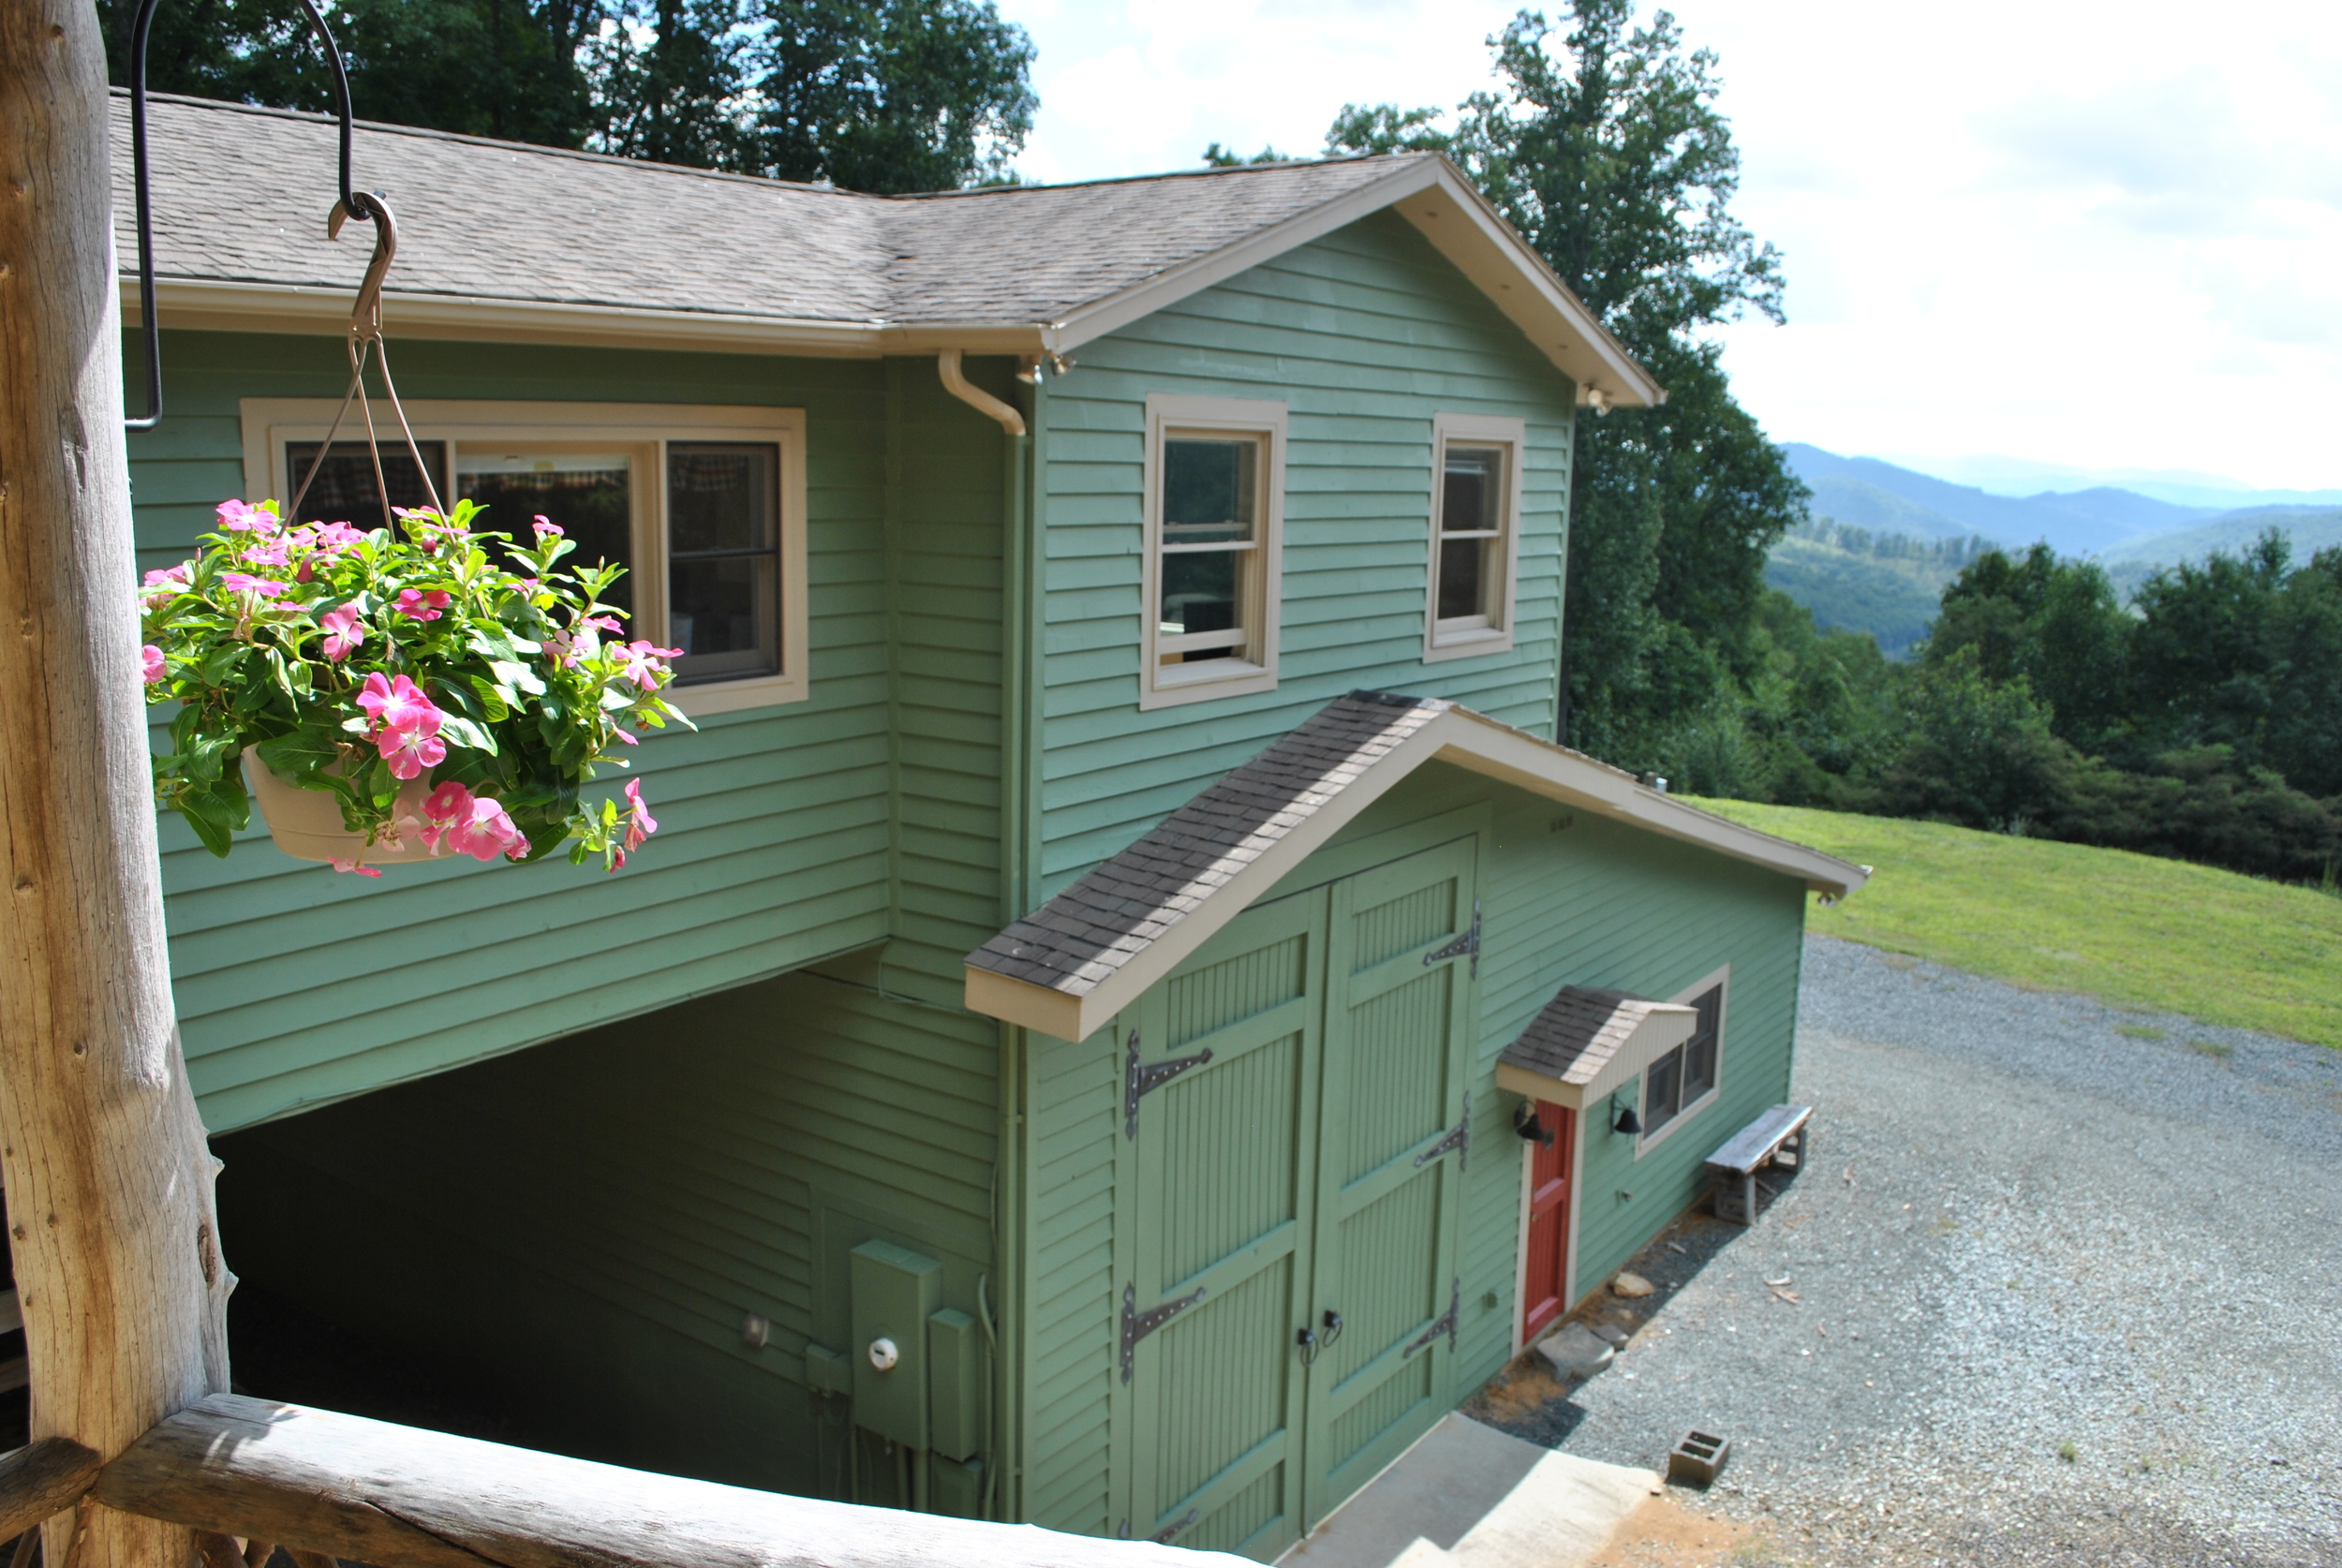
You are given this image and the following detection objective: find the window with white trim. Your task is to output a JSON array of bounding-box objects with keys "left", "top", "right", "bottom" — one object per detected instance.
[
  {"left": 245, "top": 400, "right": 808, "bottom": 717},
  {"left": 1142, "top": 394, "right": 1285, "bottom": 708},
  {"left": 1424, "top": 413, "right": 1525, "bottom": 661},
  {"left": 1638, "top": 974, "right": 1725, "bottom": 1151}
]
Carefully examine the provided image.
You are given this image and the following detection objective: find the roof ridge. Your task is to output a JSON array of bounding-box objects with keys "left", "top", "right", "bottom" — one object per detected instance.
[{"left": 115, "top": 88, "right": 1431, "bottom": 205}]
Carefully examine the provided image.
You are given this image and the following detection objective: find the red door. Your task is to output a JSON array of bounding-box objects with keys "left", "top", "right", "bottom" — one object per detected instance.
[{"left": 1520, "top": 1100, "right": 1576, "bottom": 1342}]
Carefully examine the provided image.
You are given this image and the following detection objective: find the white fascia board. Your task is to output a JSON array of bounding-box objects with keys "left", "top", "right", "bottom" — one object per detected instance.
[
  {"left": 963, "top": 701, "right": 1866, "bottom": 1038},
  {"left": 1393, "top": 170, "right": 1665, "bottom": 408},
  {"left": 129, "top": 277, "right": 1048, "bottom": 360},
  {"left": 1493, "top": 1003, "right": 1696, "bottom": 1109},
  {"left": 1043, "top": 159, "right": 1448, "bottom": 357},
  {"left": 1427, "top": 707, "right": 1869, "bottom": 895}
]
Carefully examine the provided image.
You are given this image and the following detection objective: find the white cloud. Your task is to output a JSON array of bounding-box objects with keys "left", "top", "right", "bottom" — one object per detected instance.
[{"left": 997, "top": 0, "right": 2342, "bottom": 488}]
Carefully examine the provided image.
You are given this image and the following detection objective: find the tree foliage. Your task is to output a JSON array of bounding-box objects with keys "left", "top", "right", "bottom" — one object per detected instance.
[
  {"left": 100, "top": 0, "right": 1035, "bottom": 194},
  {"left": 1327, "top": 3, "right": 1804, "bottom": 765}
]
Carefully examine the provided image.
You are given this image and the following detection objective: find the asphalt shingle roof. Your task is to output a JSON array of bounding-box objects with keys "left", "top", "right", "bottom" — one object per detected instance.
[
  {"left": 112, "top": 92, "right": 1428, "bottom": 327},
  {"left": 1498, "top": 986, "right": 1682, "bottom": 1088},
  {"left": 967, "top": 691, "right": 1449, "bottom": 998}
]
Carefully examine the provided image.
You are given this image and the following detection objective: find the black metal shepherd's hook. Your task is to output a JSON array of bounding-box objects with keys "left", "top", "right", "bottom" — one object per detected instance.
[{"left": 125, "top": 0, "right": 364, "bottom": 431}]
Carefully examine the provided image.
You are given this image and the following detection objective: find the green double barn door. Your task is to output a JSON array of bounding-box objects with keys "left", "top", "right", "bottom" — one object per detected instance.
[{"left": 1116, "top": 837, "right": 1479, "bottom": 1559}]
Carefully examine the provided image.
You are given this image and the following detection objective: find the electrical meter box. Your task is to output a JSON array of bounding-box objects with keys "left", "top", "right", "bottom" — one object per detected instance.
[
  {"left": 849, "top": 1238, "right": 941, "bottom": 1449},
  {"left": 926, "top": 1307, "right": 985, "bottom": 1461}
]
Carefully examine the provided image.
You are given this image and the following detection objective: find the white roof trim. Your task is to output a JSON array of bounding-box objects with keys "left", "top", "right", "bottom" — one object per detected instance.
[
  {"left": 1043, "top": 160, "right": 1660, "bottom": 407},
  {"left": 126, "top": 278, "right": 1049, "bottom": 359},
  {"left": 1494, "top": 1004, "right": 1697, "bottom": 1111},
  {"left": 965, "top": 704, "right": 1865, "bottom": 1040}
]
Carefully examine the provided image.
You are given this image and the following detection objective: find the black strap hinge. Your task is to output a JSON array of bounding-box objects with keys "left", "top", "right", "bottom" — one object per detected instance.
[
  {"left": 1414, "top": 1090, "right": 1471, "bottom": 1172},
  {"left": 1423, "top": 898, "right": 1481, "bottom": 979},
  {"left": 1151, "top": 1508, "right": 1200, "bottom": 1544},
  {"left": 1126, "top": 1029, "right": 1213, "bottom": 1139},
  {"left": 1402, "top": 1278, "right": 1460, "bottom": 1359},
  {"left": 1121, "top": 1281, "right": 1207, "bottom": 1383}
]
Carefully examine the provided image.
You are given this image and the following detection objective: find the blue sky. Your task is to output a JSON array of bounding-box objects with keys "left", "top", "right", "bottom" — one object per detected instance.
[{"left": 994, "top": 0, "right": 2342, "bottom": 491}]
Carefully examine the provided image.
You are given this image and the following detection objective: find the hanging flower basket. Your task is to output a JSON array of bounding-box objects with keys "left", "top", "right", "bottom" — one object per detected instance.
[{"left": 141, "top": 496, "right": 689, "bottom": 876}]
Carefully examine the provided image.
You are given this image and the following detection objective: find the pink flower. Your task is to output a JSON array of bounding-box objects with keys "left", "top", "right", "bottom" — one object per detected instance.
[
  {"left": 141, "top": 563, "right": 193, "bottom": 599},
  {"left": 319, "top": 603, "right": 365, "bottom": 660},
  {"left": 378, "top": 722, "right": 447, "bottom": 781},
  {"left": 618, "top": 639, "right": 682, "bottom": 690},
  {"left": 420, "top": 780, "right": 473, "bottom": 854},
  {"left": 622, "top": 777, "right": 658, "bottom": 852},
  {"left": 216, "top": 499, "right": 278, "bottom": 534},
  {"left": 241, "top": 540, "right": 290, "bottom": 567},
  {"left": 219, "top": 571, "right": 290, "bottom": 599},
  {"left": 449, "top": 795, "right": 526, "bottom": 863},
  {"left": 356, "top": 672, "right": 443, "bottom": 737},
  {"left": 585, "top": 615, "right": 624, "bottom": 633},
  {"left": 141, "top": 644, "right": 166, "bottom": 684},
  {"left": 531, "top": 516, "right": 563, "bottom": 538},
  {"left": 394, "top": 588, "right": 453, "bottom": 621},
  {"left": 328, "top": 857, "right": 383, "bottom": 878}
]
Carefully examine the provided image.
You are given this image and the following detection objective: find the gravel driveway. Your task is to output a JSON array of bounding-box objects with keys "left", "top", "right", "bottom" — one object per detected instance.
[{"left": 1470, "top": 935, "right": 2342, "bottom": 1567}]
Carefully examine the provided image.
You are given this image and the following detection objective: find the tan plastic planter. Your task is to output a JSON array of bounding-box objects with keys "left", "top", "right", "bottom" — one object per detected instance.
[{"left": 242, "top": 752, "right": 437, "bottom": 866}]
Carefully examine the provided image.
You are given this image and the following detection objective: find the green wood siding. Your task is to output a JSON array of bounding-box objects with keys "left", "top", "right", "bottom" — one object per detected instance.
[
  {"left": 211, "top": 354, "right": 1022, "bottom": 1498},
  {"left": 1031, "top": 211, "right": 1577, "bottom": 896},
  {"left": 132, "top": 331, "right": 905, "bottom": 1132},
  {"left": 1301, "top": 764, "right": 1809, "bottom": 1393}
]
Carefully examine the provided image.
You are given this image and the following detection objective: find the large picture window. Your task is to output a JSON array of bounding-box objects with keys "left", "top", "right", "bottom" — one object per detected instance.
[
  {"left": 1424, "top": 413, "right": 1525, "bottom": 662},
  {"left": 1637, "top": 968, "right": 1727, "bottom": 1154},
  {"left": 1142, "top": 394, "right": 1286, "bottom": 708},
  {"left": 250, "top": 401, "right": 807, "bottom": 717}
]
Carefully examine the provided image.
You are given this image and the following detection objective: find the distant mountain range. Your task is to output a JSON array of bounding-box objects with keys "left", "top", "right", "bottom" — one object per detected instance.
[
  {"left": 1783, "top": 444, "right": 2342, "bottom": 558},
  {"left": 1766, "top": 444, "right": 2342, "bottom": 654}
]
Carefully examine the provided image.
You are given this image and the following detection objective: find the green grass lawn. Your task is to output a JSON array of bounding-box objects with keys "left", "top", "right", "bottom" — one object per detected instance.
[{"left": 1688, "top": 798, "right": 2342, "bottom": 1048}]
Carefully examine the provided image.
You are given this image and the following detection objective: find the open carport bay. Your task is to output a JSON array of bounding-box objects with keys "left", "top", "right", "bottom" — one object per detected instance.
[{"left": 1472, "top": 936, "right": 2342, "bottom": 1567}]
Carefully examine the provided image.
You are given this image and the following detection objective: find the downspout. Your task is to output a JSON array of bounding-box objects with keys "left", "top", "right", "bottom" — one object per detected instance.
[
  {"left": 946, "top": 347, "right": 1032, "bottom": 1521},
  {"left": 940, "top": 348, "right": 1027, "bottom": 438}
]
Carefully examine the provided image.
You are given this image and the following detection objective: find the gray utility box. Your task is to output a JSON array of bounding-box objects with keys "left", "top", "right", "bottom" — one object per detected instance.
[{"left": 850, "top": 1238, "right": 941, "bottom": 1450}]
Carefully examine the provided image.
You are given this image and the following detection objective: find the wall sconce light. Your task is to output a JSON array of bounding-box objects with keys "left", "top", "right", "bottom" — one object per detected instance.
[
  {"left": 1513, "top": 1102, "right": 1555, "bottom": 1147},
  {"left": 1610, "top": 1089, "right": 1643, "bottom": 1137}
]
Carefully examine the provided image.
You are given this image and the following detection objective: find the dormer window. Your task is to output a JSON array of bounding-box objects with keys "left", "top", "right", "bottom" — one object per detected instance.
[
  {"left": 1141, "top": 394, "right": 1285, "bottom": 708},
  {"left": 1424, "top": 413, "right": 1525, "bottom": 661}
]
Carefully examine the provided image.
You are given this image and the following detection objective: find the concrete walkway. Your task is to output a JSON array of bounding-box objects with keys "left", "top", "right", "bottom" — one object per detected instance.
[{"left": 1279, "top": 1414, "right": 1659, "bottom": 1568}]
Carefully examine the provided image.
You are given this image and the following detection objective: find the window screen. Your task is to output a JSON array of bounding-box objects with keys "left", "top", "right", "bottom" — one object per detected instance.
[
  {"left": 456, "top": 451, "right": 636, "bottom": 614},
  {"left": 667, "top": 442, "right": 781, "bottom": 683},
  {"left": 284, "top": 441, "right": 447, "bottom": 534},
  {"left": 1436, "top": 444, "right": 1505, "bottom": 623},
  {"left": 1159, "top": 435, "right": 1262, "bottom": 665}
]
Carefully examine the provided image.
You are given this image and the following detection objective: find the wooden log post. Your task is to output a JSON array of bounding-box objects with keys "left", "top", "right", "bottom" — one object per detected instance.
[{"left": 0, "top": 5, "right": 233, "bottom": 1566}]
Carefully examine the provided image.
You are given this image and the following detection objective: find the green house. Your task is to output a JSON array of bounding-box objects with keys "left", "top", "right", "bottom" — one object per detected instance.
[{"left": 123, "top": 93, "right": 1864, "bottom": 1560}]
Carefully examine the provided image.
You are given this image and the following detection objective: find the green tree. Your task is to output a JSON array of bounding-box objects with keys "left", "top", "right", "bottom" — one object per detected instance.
[
  {"left": 1925, "top": 543, "right": 2133, "bottom": 755},
  {"left": 103, "top": 0, "right": 1036, "bottom": 194},
  {"left": 1876, "top": 647, "right": 2076, "bottom": 834},
  {"left": 1328, "top": 3, "right": 1803, "bottom": 768}
]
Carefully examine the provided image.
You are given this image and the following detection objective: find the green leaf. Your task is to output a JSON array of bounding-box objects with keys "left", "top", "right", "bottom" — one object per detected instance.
[
  {"left": 489, "top": 658, "right": 545, "bottom": 696},
  {"left": 437, "top": 712, "right": 498, "bottom": 756},
  {"left": 464, "top": 675, "right": 511, "bottom": 722}
]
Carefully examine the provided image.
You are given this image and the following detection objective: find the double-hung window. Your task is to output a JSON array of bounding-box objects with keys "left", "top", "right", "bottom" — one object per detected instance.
[
  {"left": 1638, "top": 969, "right": 1727, "bottom": 1153},
  {"left": 248, "top": 400, "right": 808, "bottom": 717},
  {"left": 1141, "top": 394, "right": 1285, "bottom": 708},
  {"left": 1424, "top": 413, "right": 1525, "bottom": 661}
]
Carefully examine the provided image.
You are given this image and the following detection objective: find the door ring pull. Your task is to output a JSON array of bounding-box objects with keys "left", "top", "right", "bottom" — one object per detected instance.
[
  {"left": 1320, "top": 1309, "right": 1343, "bottom": 1349},
  {"left": 1297, "top": 1326, "right": 1319, "bottom": 1367}
]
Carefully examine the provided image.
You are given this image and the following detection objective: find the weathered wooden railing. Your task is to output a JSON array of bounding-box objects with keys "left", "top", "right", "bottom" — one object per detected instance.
[
  {"left": 0, "top": 1396, "right": 1224, "bottom": 1568},
  {"left": 0, "top": 9, "right": 1235, "bottom": 1568},
  {"left": 0, "top": 1396, "right": 1230, "bottom": 1568}
]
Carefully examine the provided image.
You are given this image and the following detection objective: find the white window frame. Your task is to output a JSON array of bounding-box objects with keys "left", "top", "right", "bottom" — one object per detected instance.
[
  {"left": 1635, "top": 963, "right": 1730, "bottom": 1159},
  {"left": 1423, "top": 412, "right": 1525, "bottom": 663},
  {"left": 1140, "top": 393, "right": 1286, "bottom": 710},
  {"left": 239, "top": 399, "right": 808, "bottom": 718}
]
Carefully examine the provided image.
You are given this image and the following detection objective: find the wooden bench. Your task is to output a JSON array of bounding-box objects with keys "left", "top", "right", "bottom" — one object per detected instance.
[{"left": 1705, "top": 1103, "right": 1814, "bottom": 1224}]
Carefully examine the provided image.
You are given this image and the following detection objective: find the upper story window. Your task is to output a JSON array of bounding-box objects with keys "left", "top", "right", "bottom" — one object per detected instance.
[
  {"left": 1142, "top": 394, "right": 1286, "bottom": 709},
  {"left": 1424, "top": 413, "right": 1526, "bottom": 662},
  {"left": 1638, "top": 969, "right": 1727, "bottom": 1155},
  {"left": 250, "top": 400, "right": 807, "bottom": 717}
]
